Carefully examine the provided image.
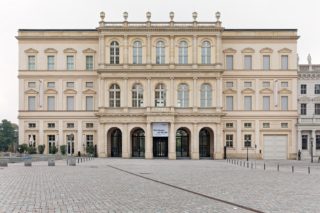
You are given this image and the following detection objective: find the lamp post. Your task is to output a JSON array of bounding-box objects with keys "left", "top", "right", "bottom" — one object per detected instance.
[
  {"left": 245, "top": 139, "right": 250, "bottom": 161},
  {"left": 310, "top": 137, "right": 314, "bottom": 163}
]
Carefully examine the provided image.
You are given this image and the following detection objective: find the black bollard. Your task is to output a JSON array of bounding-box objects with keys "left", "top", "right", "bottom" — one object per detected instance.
[
  {"left": 292, "top": 166, "right": 294, "bottom": 173},
  {"left": 308, "top": 166, "right": 310, "bottom": 174},
  {"left": 277, "top": 164, "right": 279, "bottom": 172},
  {"left": 264, "top": 163, "right": 266, "bottom": 170}
]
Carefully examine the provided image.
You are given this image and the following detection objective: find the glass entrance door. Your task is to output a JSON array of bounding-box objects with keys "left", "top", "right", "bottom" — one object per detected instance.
[
  {"left": 132, "top": 129, "right": 145, "bottom": 157},
  {"left": 66, "top": 134, "right": 74, "bottom": 155},
  {"left": 153, "top": 137, "right": 168, "bottom": 157},
  {"left": 176, "top": 129, "right": 189, "bottom": 157},
  {"left": 199, "top": 129, "right": 210, "bottom": 157}
]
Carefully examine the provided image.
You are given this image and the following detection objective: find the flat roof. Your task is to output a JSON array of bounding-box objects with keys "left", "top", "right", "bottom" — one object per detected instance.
[{"left": 18, "top": 29, "right": 97, "bottom": 32}]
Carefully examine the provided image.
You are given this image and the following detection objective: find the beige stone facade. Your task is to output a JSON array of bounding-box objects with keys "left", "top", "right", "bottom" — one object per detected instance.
[{"left": 17, "top": 12, "right": 299, "bottom": 159}]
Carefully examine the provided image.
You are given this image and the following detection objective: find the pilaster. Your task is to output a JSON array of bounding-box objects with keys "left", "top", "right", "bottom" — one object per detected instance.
[
  {"left": 169, "top": 122, "right": 176, "bottom": 159},
  {"left": 145, "top": 122, "right": 153, "bottom": 159}
]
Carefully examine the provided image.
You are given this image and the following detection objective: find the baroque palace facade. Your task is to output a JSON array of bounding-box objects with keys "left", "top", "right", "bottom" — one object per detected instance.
[{"left": 17, "top": 12, "right": 299, "bottom": 159}]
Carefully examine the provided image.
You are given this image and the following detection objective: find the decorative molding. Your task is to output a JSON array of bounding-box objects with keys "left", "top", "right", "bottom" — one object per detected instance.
[
  {"left": 24, "top": 89, "right": 38, "bottom": 94},
  {"left": 44, "top": 48, "right": 58, "bottom": 53},
  {"left": 241, "top": 88, "right": 255, "bottom": 94},
  {"left": 298, "top": 96, "right": 311, "bottom": 102},
  {"left": 260, "top": 47, "right": 273, "bottom": 53},
  {"left": 82, "top": 89, "right": 96, "bottom": 94},
  {"left": 259, "top": 88, "right": 273, "bottom": 94},
  {"left": 82, "top": 48, "right": 97, "bottom": 53},
  {"left": 223, "top": 88, "right": 237, "bottom": 94},
  {"left": 223, "top": 48, "right": 237, "bottom": 54},
  {"left": 241, "top": 48, "right": 255, "bottom": 53},
  {"left": 24, "top": 48, "right": 39, "bottom": 54},
  {"left": 63, "top": 89, "right": 77, "bottom": 94},
  {"left": 313, "top": 97, "right": 320, "bottom": 102},
  {"left": 44, "top": 89, "right": 58, "bottom": 94},
  {"left": 63, "top": 48, "right": 77, "bottom": 53},
  {"left": 278, "top": 88, "right": 292, "bottom": 94},
  {"left": 278, "top": 48, "right": 292, "bottom": 53}
]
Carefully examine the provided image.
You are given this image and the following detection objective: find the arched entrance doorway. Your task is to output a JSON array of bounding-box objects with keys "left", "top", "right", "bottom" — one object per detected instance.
[
  {"left": 132, "top": 128, "right": 145, "bottom": 157},
  {"left": 110, "top": 128, "right": 122, "bottom": 157},
  {"left": 199, "top": 128, "right": 213, "bottom": 158},
  {"left": 176, "top": 128, "right": 190, "bottom": 158}
]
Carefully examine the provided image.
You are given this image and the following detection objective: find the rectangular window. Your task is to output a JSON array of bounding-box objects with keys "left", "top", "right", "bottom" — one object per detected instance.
[
  {"left": 226, "top": 82, "right": 233, "bottom": 88},
  {"left": 281, "top": 82, "right": 288, "bottom": 88},
  {"left": 28, "top": 56, "right": 36, "bottom": 70},
  {"left": 315, "top": 104, "right": 320, "bottom": 115},
  {"left": 226, "top": 123, "right": 234, "bottom": 128},
  {"left": 244, "top": 123, "right": 252, "bottom": 128},
  {"left": 244, "top": 81, "right": 252, "bottom": 88},
  {"left": 86, "top": 82, "right": 94, "bottom": 88},
  {"left": 263, "top": 81, "right": 270, "bottom": 88},
  {"left": 66, "top": 82, "right": 74, "bottom": 88},
  {"left": 48, "top": 123, "right": 55, "bottom": 128},
  {"left": 244, "top": 55, "right": 252, "bottom": 70},
  {"left": 66, "top": 56, "right": 74, "bottom": 70},
  {"left": 263, "top": 96, "right": 270, "bottom": 111},
  {"left": 226, "top": 134, "right": 233, "bottom": 147},
  {"left": 226, "top": 55, "right": 234, "bottom": 70},
  {"left": 315, "top": 84, "right": 320, "bottom": 94},
  {"left": 86, "top": 123, "right": 94, "bottom": 128},
  {"left": 281, "top": 96, "right": 288, "bottom": 111},
  {"left": 28, "top": 82, "right": 36, "bottom": 88},
  {"left": 244, "top": 134, "right": 252, "bottom": 147},
  {"left": 67, "top": 123, "right": 74, "bottom": 128},
  {"left": 47, "top": 96, "right": 55, "bottom": 111},
  {"left": 316, "top": 135, "right": 320, "bottom": 150},
  {"left": 86, "top": 135, "right": 94, "bottom": 147},
  {"left": 66, "top": 96, "right": 74, "bottom": 111},
  {"left": 263, "top": 55, "right": 270, "bottom": 70},
  {"left": 86, "top": 96, "right": 94, "bottom": 111},
  {"left": 263, "top": 123, "right": 270, "bottom": 128},
  {"left": 281, "top": 55, "right": 289, "bottom": 70},
  {"left": 47, "top": 82, "right": 55, "bottom": 88},
  {"left": 244, "top": 96, "right": 252, "bottom": 111},
  {"left": 281, "top": 123, "right": 288, "bottom": 128},
  {"left": 302, "top": 135, "right": 308, "bottom": 150},
  {"left": 300, "top": 84, "right": 307, "bottom": 94},
  {"left": 47, "top": 55, "right": 55, "bottom": 70},
  {"left": 86, "top": 56, "right": 94, "bottom": 70},
  {"left": 226, "top": 96, "right": 233, "bottom": 111},
  {"left": 300, "top": 103, "right": 307, "bottom": 115},
  {"left": 28, "top": 123, "right": 36, "bottom": 128},
  {"left": 28, "top": 96, "right": 36, "bottom": 111}
]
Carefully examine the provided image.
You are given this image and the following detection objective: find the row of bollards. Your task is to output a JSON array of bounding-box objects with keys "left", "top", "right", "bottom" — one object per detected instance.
[
  {"left": 66, "top": 156, "right": 94, "bottom": 166},
  {"left": 226, "top": 159, "right": 312, "bottom": 175}
]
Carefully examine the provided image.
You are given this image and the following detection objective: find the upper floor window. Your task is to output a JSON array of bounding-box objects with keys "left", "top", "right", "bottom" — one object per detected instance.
[
  {"left": 132, "top": 84, "right": 144, "bottom": 107},
  {"left": 281, "top": 55, "right": 289, "bottom": 70},
  {"left": 28, "top": 82, "right": 36, "bottom": 88},
  {"left": 226, "top": 134, "right": 233, "bottom": 147},
  {"left": 28, "top": 123, "right": 36, "bottom": 128},
  {"left": 178, "top": 41, "right": 188, "bottom": 64},
  {"left": 263, "top": 96, "right": 270, "bottom": 111},
  {"left": 66, "top": 96, "right": 74, "bottom": 111},
  {"left": 226, "top": 123, "right": 234, "bottom": 128},
  {"left": 263, "top": 81, "right": 270, "bottom": 88},
  {"left": 28, "top": 96, "right": 36, "bottom": 111},
  {"left": 110, "top": 41, "right": 120, "bottom": 64},
  {"left": 156, "top": 41, "right": 165, "bottom": 64},
  {"left": 86, "top": 123, "right": 94, "bottom": 128},
  {"left": 66, "top": 56, "right": 74, "bottom": 70},
  {"left": 66, "top": 82, "right": 74, "bottom": 88},
  {"left": 133, "top": 41, "right": 142, "bottom": 64},
  {"left": 281, "top": 82, "right": 288, "bottom": 88},
  {"left": 244, "top": 55, "right": 252, "bottom": 70},
  {"left": 244, "top": 122, "right": 252, "bottom": 128},
  {"left": 226, "top": 55, "right": 233, "bottom": 70},
  {"left": 226, "top": 96, "right": 233, "bottom": 111},
  {"left": 48, "top": 123, "right": 55, "bottom": 128},
  {"left": 302, "top": 135, "right": 308, "bottom": 150},
  {"left": 281, "top": 96, "right": 288, "bottom": 111},
  {"left": 47, "top": 96, "right": 55, "bottom": 111},
  {"left": 155, "top": 83, "right": 166, "bottom": 107},
  {"left": 177, "top": 83, "right": 189, "bottom": 107},
  {"left": 263, "top": 55, "right": 270, "bottom": 70},
  {"left": 226, "top": 82, "right": 233, "bottom": 88},
  {"left": 244, "top": 96, "right": 252, "bottom": 111},
  {"left": 263, "top": 123, "right": 270, "bottom": 128},
  {"left": 315, "top": 84, "right": 320, "bottom": 94},
  {"left": 300, "top": 103, "right": 307, "bottom": 115},
  {"left": 85, "top": 82, "right": 93, "bottom": 88},
  {"left": 67, "top": 123, "right": 74, "bottom": 128},
  {"left": 86, "top": 96, "right": 94, "bottom": 111},
  {"left": 244, "top": 81, "right": 252, "bottom": 88},
  {"left": 200, "top": 83, "right": 212, "bottom": 107},
  {"left": 28, "top": 56, "right": 36, "bottom": 70},
  {"left": 300, "top": 84, "right": 307, "bottom": 94},
  {"left": 47, "top": 82, "right": 55, "bottom": 88},
  {"left": 315, "top": 104, "right": 320, "bottom": 115},
  {"left": 201, "top": 41, "right": 211, "bottom": 64},
  {"left": 47, "top": 56, "right": 55, "bottom": 70},
  {"left": 109, "top": 84, "right": 120, "bottom": 107},
  {"left": 86, "top": 56, "right": 94, "bottom": 70}
]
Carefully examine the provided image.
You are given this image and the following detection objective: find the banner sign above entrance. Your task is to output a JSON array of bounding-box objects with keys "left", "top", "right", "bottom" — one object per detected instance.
[{"left": 153, "top": 123, "right": 169, "bottom": 137}]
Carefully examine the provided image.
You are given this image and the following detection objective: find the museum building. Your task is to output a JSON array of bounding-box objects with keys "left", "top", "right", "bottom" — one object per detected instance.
[{"left": 17, "top": 12, "right": 299, "bottom": 159}]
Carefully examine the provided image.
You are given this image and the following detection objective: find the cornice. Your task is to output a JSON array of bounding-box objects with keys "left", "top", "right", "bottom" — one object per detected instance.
[{"left": 222, "top": 36, "right": 299, "bottom": 40}]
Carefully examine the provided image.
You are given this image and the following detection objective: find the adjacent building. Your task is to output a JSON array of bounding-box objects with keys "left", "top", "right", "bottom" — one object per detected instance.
[
  {"left": 17, "top": 12, "right": 299, "bottom": 159},
  {"left": 297, "top": 55, "right": 320, "bottom": 160}
]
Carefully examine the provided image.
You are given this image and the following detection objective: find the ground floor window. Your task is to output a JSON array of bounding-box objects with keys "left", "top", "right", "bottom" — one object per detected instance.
[
  {"left": 66, "top": 134, "right": 75, "bottom": 155},
  {"left": 226, "top": 134, "right": 233, "bottom": 147},
  {"left": 244, "top": 134, "right": 252, "bottom": 147},
  {"left": 316, "top": 135, "right": 320, "bottom": 150},
  {"left": 302, "top": 135, "right": 308, "bottom": 150},
  {"left": 48, "top": 135, "right": 56, "bottom": 154},
  {"left": 28, "top": 135, "right": 36, "bottom": 147}
]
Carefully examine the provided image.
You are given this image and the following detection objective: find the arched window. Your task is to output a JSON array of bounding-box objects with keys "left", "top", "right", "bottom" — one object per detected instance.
[
  {"left": 155, "top": 83, "right": 166, "bottom": 107},
  {"left": 156, "top": 41, "right": 165, "bottom": 64},
  {"left": 201, "top": 41, "right": 211, "bottom": 64},
  {"left": 200, "top": 83, "right": 212, "bottom": 107},
  {"left": 179, "top": 41, "right": 188, "bottom": 64},
  {"left": 133, "top": 41, "right": 142, "bottom": 64},
  {"left": 132, "top": 84, "right": 144, "bottom": 107},
  {"left": 177, "top": 84, "right": 189, "bottom": 107},
  {"left": 110, "top": 41, "right": 119, "bottom": 64},
  {"left": 109, "top": 84, "right": 120, "bottom": 107}
]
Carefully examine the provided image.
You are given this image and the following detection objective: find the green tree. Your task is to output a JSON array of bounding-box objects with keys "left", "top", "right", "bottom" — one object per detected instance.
[{"left": 0, "top": 119, "right": 18, "bottom": 152}]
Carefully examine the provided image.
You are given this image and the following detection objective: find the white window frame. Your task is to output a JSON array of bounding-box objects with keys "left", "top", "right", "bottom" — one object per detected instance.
[
  {"left": 244, "top": 55, "right": 252, "bottom": 70},
  {"left": 156, "top": 41, "right": 165, "bottom": 64},
  {"left": 244, "top": 96, "right": 252, "bottom": 111},
  {"left": 263, "top": 96, "right": 270, "bottom": 111},
  {"left": 226, "top": 55, "right": 234, "bottom": 70},
  {"left": 226, "top": 96, "right": 233, "bottom": 111},
  {"left": 66, "top": 55, "right": 75, "bottom": 70},
  {"left": 132, "top": 84, "right": 144, "bottom": 107},
  {"left": 133, "top": 41, "right": 142, "bottom": 64},
  {"left": 178, "top": 41, "right": 188, "bottom": 64},
  {"left": 155, "top": 83, "right": 166, "bottom": 107},
  {"left": 85, "top": 55, "right": 94, "bottom": 70},
  {"left": 28, "top": 55, "right": 36, "bottom": 70},
  {"left": 263, "top": 55, "right": 270, "bottom": 70},
  {"left": 109, "top": 84, "right": 121, "bottom": 107},
  {"left": 47, "top": 96, "right": 55, "bottom": 111},
  {"left": 201, "top": 41, "right": 211, "bottom": 64},
  {"left": 200, "top": 83, "right": 212, "bottom": 107},
  {"left": 85, "top": 96, "right": 94, "bottom": 111},
  {"left": 66, "top": 96, "right": 75, "bottom": 111},
  {"left": 177, "top": 83, "right": 189, "bottom": 107},
  {"left": 281, "top": 55, "right": 289, "bottom": 70},
  {"left": 110, "top": 41, "right": 120, "bottom": 64},
  {"left": 281, "top": 96, "right": 288, "bottom": 111}
]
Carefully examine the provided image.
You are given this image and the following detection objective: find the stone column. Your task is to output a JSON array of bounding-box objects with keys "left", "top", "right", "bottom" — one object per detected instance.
[
  {"left": 192, "top": 123, "right": 199, "bottom": 159},
  {"left": 147, "top": 77, "right": 151, "bottom": 108},
  {"left": 98, "top": 123, "right": 106, "bottom": 157},
  {"left": 58, "top": 79, "right": 63, "bottom": 110},
  {"left": 193, "top": 77, "right": 198, "bottom": 110},
  {"left": 215, "top": 34, "right": 222, "bottom": 64},
  {"left": 145, "top": 123, "right": 153, "bottom": 159},
  {"left": 169, "top": 122, "right": 176, "bottom": 159},
  {"left": 99, "top": 35, "right": 105, "bottom": 68},
  {"left": 122, "top": 123, "right": 130, "bottom": 158},
  {"left": 170, "top": 77, "right": 175, "bottom": 108},
  {"left": 192, "top": 35, "right": 198, "bottom": 68},
  {"left": 123, "top": 77, "right": 128, "bottom": 111},
  {"left": 217, "top": 77, "right": 222, "bottom": 112},
  {"left": 77, "top": 120, "right": 83, "bottom": 153},
  {"left": 169, "top": 35, "right": 175, "bottom": 68},
  {"left": 39, "top": 120, "right": 44, "bottom": 146},
  {"left": 147, "top": 34, "right": 151, "bottom": 65},
  {"left": 19, "top": 79, "right": 24, "bottom": 110},
  {"left": 123, "top": 35, "right": 128, "bottom": 67}
]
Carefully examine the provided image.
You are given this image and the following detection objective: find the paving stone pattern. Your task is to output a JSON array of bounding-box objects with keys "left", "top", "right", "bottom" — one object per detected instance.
[{"left": 0, "top": 159, "right": 319, "bottom": 213}]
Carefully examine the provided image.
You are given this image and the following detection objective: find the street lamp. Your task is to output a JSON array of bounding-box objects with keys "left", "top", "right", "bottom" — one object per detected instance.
[
  {"left": 310, "top": 137, "right": 314, "bottom": 163},
  {"left": 245, "top": 139, "right": 250, "bottom": 161}
]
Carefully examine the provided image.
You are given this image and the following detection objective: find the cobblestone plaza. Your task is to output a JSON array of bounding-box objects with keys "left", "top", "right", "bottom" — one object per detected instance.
[{"left": 1, "top": 159, "right": 319, "bottom": 212}]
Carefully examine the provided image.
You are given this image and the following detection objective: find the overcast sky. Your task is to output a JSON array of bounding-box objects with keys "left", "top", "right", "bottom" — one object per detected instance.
[{"left": 0, "top": 0, "right": 319, "bottom": 124}]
